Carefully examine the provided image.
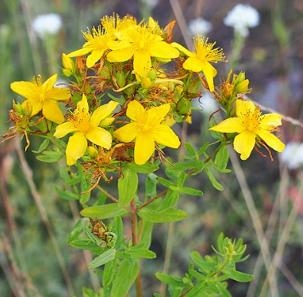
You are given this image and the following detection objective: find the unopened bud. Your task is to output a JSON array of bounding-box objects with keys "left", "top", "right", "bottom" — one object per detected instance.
[{"left": 62, "top": 53, "right": 74, "bottom": 70}]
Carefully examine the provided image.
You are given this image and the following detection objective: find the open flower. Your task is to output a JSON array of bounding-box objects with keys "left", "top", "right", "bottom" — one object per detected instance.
[
  {"left": 172, "top": 36, "right": 226, "bottom": 92},
  {"left": 113, "top": 100, "right": 180, "bottom": 165},
  {"left": 68, "top": 15, "right": 136, "bottom": 68},
  {"left": 209, "top": 100, "right": 285, "bottom": 160},
  {"left": 107, "top": 25, "right": 179, "bottom": 78},
  {"left": 10, "top": 74, "right": 70, "bottom": 124},
  {"left": 54, "top": 94, "right": 118, "bottom": 165}
]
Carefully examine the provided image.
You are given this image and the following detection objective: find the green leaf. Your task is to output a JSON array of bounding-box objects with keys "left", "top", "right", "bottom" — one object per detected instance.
[
  {"left": 157, "top": 189, "right": 180, "bottom": 211},
  {"left": 108, "top": 92, "right": 126, "bottom": 105},
  {"left": 36, "top": 150, "right": 64, "bottom": 163},
  {"left": 65, "top": 176, "right": 81, "bottom": 186},
  {"left": 88, "top": 248, "right": 116, "bottom": 269},
  {"left": 145, "top": 173, "right": 158, "bottom": 197},
  {"left": 80, "top": 172, "right": 91, "bottom": 205},
  {"left": 224, "top": 270, "right": 254, "bottom": 282},
  {"left": 32, "top": 138, "right": 49, "bottom": 153},
  {"left": 53, "top": 185, "right": 79, "bottom": 201},
  {"left": 184, "top": 142, "right": 196, "bottom": 157},
  {"left": 165, "top": 161, "right": 197, "bottom": 172},
  {"left": 138, "top": 208, "right": 187, "bottom": 223},
  {"left": 67, "top": 220, "right": 83, "bottom": 244},
  {"left": 190, "top": 251, "right": 217, "bottom": 272},
  {"left": 127, "top": 247, "right": 156, "bottom": 260},
  {"left": 69, "top": 239, "right": 103, "bottom": 253},
  {"left": 128, "top": 163, "right": 159, "bottom": 174},
  {"left": 205, "top": 168, "right": 224, "bottom": 191},
  {"left": 178, "top": 187, "right": 203, "bottom": 196},
  {"left": 216, "top": 281, "right": 231, "bottom": 297},
  {"left": 214, "top": 146, "right": 229, "bottom": 170},
  {"left": 81, "top": 203, "right": 128, "bottom": 219},
  {"left": 198, "top": 142, "right": 210, "bottom": 155},
  {"left": 113, "top": 216, "right": 123, "bottom": 241},
  {"left": 103, "top": 259, "right": 117, "bottom": 287},
  {"left": 156, "top": 273, "right": 189, "bottom": 288},
  {"left": 140, "top": 220, "right": 153, "bottom": 249},
  {"left": 118, "top": 168, "right": 138, "bottom": 207},
  {"left": 157, "top": 177, "right": 174, "bottom": 188},
  {"left": 110, "top": 260, "right": 139, "bottom": 297}
]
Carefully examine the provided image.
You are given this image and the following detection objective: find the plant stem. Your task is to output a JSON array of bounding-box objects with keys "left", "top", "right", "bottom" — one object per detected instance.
[
  {"left": 136, "top": 188, "right": 168, "bottom": 211},
  {"left": 130, "top": 199, "right": 143, "bottom": 297}
]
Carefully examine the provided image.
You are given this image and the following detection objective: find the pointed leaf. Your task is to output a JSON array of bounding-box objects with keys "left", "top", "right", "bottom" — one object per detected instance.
[
  {"left": 118, "top": 168, "right": 138, "bottom": 207},
  {"left": 88, "top": 248, "right": 116, "bottom": 269},
  {"left": 205, "top": 168, "right": 223, "bottom": 191},
  {"left": 81, "top": 203, "right": 128, "bottom": 219},
  {"left": 138, "top": 208, "right": 187, "bottom": 223}
]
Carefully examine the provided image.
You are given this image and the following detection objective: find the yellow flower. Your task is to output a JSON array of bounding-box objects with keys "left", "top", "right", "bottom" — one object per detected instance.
[
  {"left": 68, "top": 27, "right": 111, "bottom": 68},
  {"left": 107, "top": 25, "right": 179, "bottom": 78},
  {"left": 54, "top": 94, "right": 118, "bottom": 165},
  {"left": 68, "top": 15, "right": 136, "bottom": 68},
  {"left": 172, "top": 36, "right": 226, "bottom": 92},
  {"left": 10, "top": 74, "right": 70, "bottom": 124},
  {"left": 209, "top": 100, "right": 285, "bottom": 160},
  {"left": 114, "top": 100, "right": 180, "bottom": 165}
]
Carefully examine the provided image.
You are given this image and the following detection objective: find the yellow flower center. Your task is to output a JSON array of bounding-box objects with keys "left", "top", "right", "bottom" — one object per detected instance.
[
  {"left": 83, "top": 27, "right": 109, "bottom": 50},
  {"left": 127, "top": 26, "right": 162, "bottom": 51},
  {"left": 241, "top": 107, "right": 261, "bottom": 132},
  {"left": 68, "top": 108, "right": 91, "bottom": 132},
  {"left": 194, "top": 36, "right": 226, "bottom": 63}
]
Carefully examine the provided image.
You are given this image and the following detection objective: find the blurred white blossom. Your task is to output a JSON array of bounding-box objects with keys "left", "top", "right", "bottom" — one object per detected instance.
[
  {"left": 224, "top": 4, "right": 260, "bottom": 37},
  {"left": 281, "top": 142, "right": 303, "bottom": 169},
  {"left": 32, "top": 13, "right": 62, "bottom": 38},
  {"left": 192, "top": 91, "right": 218, "bottom": 114},
  {"left": 188, "top": 17, "right": 212, "bottom": 36},
  {"left": 144, "top": 0, "right": 159, "bottom": 9}
]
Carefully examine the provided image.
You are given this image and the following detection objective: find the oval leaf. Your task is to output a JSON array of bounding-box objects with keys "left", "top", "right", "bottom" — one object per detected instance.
[
  {"left": 81, "top": 203, "right": 128, "bottom": 219},
  {"left": 138, "top": 208, "right": 187, "bottom": 223},
  {"left": 118, "top": 168, "right": 138, "bottom": 207},
  {"left": 88, "top": 248, "right": 116, "bottom": 269}
]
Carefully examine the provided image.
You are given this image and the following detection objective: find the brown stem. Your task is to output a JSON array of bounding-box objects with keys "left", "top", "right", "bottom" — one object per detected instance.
[
  {"left": 130, "top": 199, "right": 143, "bottom": 297},
  {"left": 136, "top": 188, "right": 168, "bottom": 211},
  {"left": 96, "top": 185, "right": 119, "bottom": 203}
]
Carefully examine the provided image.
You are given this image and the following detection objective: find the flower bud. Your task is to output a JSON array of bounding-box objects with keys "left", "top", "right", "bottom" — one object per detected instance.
[
  {"left": 62, "top": 53, "right": 74, "bottom": 70},
  {"left": 88, "top": 146, "right": 99, "bottom": 158}
]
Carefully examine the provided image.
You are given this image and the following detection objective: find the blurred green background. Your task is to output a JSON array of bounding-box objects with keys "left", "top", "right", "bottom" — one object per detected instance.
[{"left": 1, "top": 0, "right": 303, "bottom": 296}]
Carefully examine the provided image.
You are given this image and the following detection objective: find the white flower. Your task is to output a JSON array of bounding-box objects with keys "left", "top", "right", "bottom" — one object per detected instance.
[
  {"left": 32, "top": 13, "right": 62, "bottom": 38},
  {"left": 281, "top": 142, "right": 303, "bottom": 169},
  {"left": 144, "top": 0, "right": 159, "bottom": 9},
  {"left": 188, "top": 17, "right": 212, "bottom": 36},
  {"left": 224, "top": 4, "right": 260, "bottom": 37},
  {"left": 192, "top": 91, "right": 218, "bottom": 114}
]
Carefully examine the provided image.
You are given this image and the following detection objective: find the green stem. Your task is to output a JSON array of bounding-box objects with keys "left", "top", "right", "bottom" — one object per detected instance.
[
  {"left": 130, "top": 199, "right": 143, "bottom": 297},
  {"left": 136, "top": 188, "right": 168, "bottom": 211}
]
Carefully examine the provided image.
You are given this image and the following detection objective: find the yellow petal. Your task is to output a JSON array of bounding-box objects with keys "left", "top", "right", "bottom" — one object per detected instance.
[
  {"left": 114, "top": 123, "right": 140, "bottom": 142},
  {"left": 183, "top": 56, "right": 204, "bottom": 72},
  {"left": 233, "top": 131, "right": 256, "bottom": 160},
  {"left": 90, "top": 101, "right": 119, "bottom": 127},
  {"left": 85, "top": 127, "right": 112, "bottom": 149},
  {"left": 171, "top": 42, "right": 194, "bottom": 57},
  {"left": 66, "top": 132, "right": 87, "bottom": 165},
  {"left": 256, "top": 129, "right": 285, "bottom": 152},
  {"left": 86, "top": 49, "right": 105, "bottom": 68},
  {"left": 149, "top": 41, "right": 179, "bottom": 59},
  {"left": 107, "top": 46, "right": 135, "bottom": 62},
  {"left": 42, "top": 99, "right": 65, "bottom": 124},
  {"left": 209, "top": 117, "right": 246, "bottom": 133},
  {"left": 68, "top": 47, "right": 93, "bottom": 57},
  {"left": 153, "top": 125, "right": 180, "bottom": 148},
  {"left": 134, "top": 133, "right": 155, "bottom": 165},
  {"left": 10, "top": 81, "right": 36, "bottom": 99},
  {"left": 147, "top": 104, "right": 170, "bottom": 124},
  {"left": 54, "top": 122, "right": 78, "bottom": 138},
  {"left": 200, "top": 61, "right": 216, "bottom": 92},
  {"left": 27, "top": 99, "right": 43, "bottom": 116},
  {"left": 126, "top": 100, "right": 146, "bottom": 122},
  {"left": 133, "top": 50, "right": 151, "bottom": 78},
  {"left": 260, "top": 113, "right": 282, "bottom": 130},
  {"left": 43, "top": 74, "right": 58, "bottom": 93},
  {"left": 236, "top": 99, "right": 256, "bottom": 119},
  {"left": 77, "top": 94, "right": 89, "bottom": 113},
  {"left": 48, "top": 87, "right": 70, "bottom": 100}
]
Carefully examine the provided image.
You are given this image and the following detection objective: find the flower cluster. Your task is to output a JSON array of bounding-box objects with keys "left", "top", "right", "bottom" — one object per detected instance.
[{"left": 3, "top": 14, "right": 285, "bottom": 178}]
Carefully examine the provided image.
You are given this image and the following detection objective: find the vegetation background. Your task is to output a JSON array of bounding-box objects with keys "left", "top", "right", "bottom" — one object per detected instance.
[{"left": 0, "top": 0, "right": 303, "bottom": 296}]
